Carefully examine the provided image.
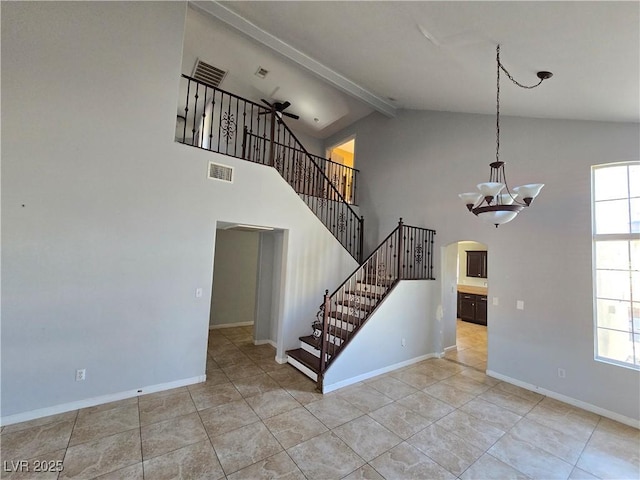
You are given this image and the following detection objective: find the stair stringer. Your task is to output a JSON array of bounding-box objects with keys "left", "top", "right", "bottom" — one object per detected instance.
[{"left": 321, "top": 280, "right": 441, "bottom": 393}]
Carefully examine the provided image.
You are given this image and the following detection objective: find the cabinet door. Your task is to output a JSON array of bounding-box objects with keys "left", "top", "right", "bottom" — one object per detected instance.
[
  {"left": 466, "top": 251, "right": 487, "bottom": 278},
  {"left": 476, "top": 295, "right": 487, "bottom": 325},
  {"left": 459, "top": 294, "right": 476, "bottom": 322}
]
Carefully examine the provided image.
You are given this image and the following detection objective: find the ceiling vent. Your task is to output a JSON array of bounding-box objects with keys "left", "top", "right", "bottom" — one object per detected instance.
[
  {"left": 192, "top": 59, "right": 227, "bottom": 88},
  {"left": 255, "top": 66, "right": 269, "bottom": 79},
  {"left": 208, "top": 162, "right": 233, "bottom": 183}
]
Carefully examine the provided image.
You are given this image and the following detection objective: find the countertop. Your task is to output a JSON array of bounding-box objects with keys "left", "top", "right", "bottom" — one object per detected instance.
[{"left": 457, "top": 284, "right": 488, "bottom": 296}]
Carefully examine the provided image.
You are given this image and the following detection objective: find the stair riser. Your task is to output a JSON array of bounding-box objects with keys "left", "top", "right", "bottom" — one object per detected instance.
[
  {"left": 334, "top": 304, "right": 368, "bottom": 318},
  {"left": 340, "top": 295, "right": 377, "bottom": 307},
  {"left": 300, "top": 339, "right": 333, "bottom": 362},
  {"left": 329, "top": 317, "right": 356, "bottom": 332},
  {"left": 286, "top": 356, "right": 318, "bottom": 381}
]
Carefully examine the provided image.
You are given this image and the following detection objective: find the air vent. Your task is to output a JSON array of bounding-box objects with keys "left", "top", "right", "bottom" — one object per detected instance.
[
  {"left": 192, "top": 59, "right": 227, "bottom": 88},
  {"left": 208, "top": 162, "right": 233, "bottom": 183}
]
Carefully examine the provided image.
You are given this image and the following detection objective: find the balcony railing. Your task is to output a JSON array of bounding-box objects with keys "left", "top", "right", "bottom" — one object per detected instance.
[{"left": 176, "top": 75, "right": 363, "bottom": 261}]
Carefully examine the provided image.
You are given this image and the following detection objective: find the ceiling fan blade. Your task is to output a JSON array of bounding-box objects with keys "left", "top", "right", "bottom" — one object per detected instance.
[
  {"left": 257, "top": 111, "right": 270, "bottom": 115},
  {"left": 281, "top": 101, "right": 291, "bottom": 110},
  {"left": 283, "top": 112, "right": 299, "bottom": 120},
  {"left": 261, "top": 99, "right": 273, "bottom": 108}
]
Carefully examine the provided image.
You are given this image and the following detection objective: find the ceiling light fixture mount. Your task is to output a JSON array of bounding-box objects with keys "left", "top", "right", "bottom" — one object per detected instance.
[{"left": 459, "top": 45, "right": 551, "bottom": 227}]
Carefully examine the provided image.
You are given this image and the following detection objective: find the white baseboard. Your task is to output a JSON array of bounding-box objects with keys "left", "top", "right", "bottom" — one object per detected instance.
[
  {"left": 323, "top": 353, "right": 439, "bottom": 393},
  {"left": 209, "top": 322, "right": 254, "bottom": 330},
  {"left": 254, "top": 339, "right": 276, "bottom": 348},
  {"left": 487, "top": 370, "right": 640, "bottom": 429},
  {"left": 444, "top": 345, "right": 457, "bottom": 353},
  {"left": 0, "top": 375, "right": 206, "bottom": 427}
]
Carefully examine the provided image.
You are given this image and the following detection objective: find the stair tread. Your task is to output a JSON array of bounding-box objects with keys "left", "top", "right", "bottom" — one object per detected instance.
[
  {"left": 345, "top": 289, "right": 382, "bottom": 299},
  {"left": 299, "top": 335, "right": 320, "bottom": 349},
  {"left": 328, "top": 311, "right": 361, "bottom": 325},
  {"left": 336, "top": 299, "right": 373, "bottom": 312},
  {"left": 287, "top": 348, "right": 320, "bottom": 373}
]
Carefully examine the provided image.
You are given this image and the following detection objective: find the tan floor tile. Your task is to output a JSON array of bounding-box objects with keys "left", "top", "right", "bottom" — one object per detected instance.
[
  {"left": 233, "top": 373, "right": 280, "bottom": 398},
  {"left": 369, "top": 402, "right": 434, "bottom": 440},
  {"left": 286, "top": 431, "right": 365, "bottom": 479},
  {"left": 199, "top": 399, "right": 260, "bottom": 437},
  {"left": 192, "top": 369, "right": 231, "bottom": 388},
  {"left": 1, "top": 420, "right": 75, "bottom": 461},
  {"left": 390, "top": 369, "right": 438, "bottom": 389},
  {"left": 576, "top": 427, "right": 640, "bottom": 479},
  {"left": 77, "top": 397, "right": 138, "bottom": 418},
  {"left": 263, "top": 406, "right": 328, "bottom": 449},
  {"left": 460, "top": 398, "right": 522, "bottom": 431},
  {"left": 409, "top": 424, "right": 483, "bottom": 476},
  {"left": 493, "top": 381, "right": 544, "bottom": 403},
  {"left": 341, "top": 464, "right": 385, "bottom": 480},
  {"left": 246, "top": 389, "right": 301, "bottom": 419},
  {"left": 369, "top": 442, "right": 456, "bottom": 480},
  {"left": 526, "top": 403, "right": 598, "bottom": 442},
  {"left": 138, "top": 391, "right": 195, "bottom": 426},
  {"left": 441, "top": 373, "right": 492, "bottom": 395},
  {"left": 333, "top": 415, "right": 402, "bottom": 461},
  {"left": 305, "top": 396, "right": 364, "bottom": 429},
  {"left": 510, "top": 417, "right": 587, "bottom": 464},
  {"left": 458, "top": 369, "right": 500, "bottom": 387},
  {"left": 226, "top": 451, "right": 305, "bottom": 480},
  {"left": 189, "top": 382, "right": 242, "bottom": 411},
  {"left": 568, "top": 466, "right": 601, "bottom": 479},
  {"left": 141, "top": 412, "right": 207, "bottom": 460},
  {"left": 436, "top": 410, "right": 505, "bottom": 450},
  {"left": 336, "top": 384, "right": 394, "bottom": 413},
  {"left": 211, "top": 421, "right": 283, "bottom": 475},
  {"left": 143, "top": 440, "right": 224, "bottom": 480},
  {"left": 59, "top": 429, "right": 141, "bottom": 479},
  {"left": 489, "top": 433, "right": 574, "bottom": 479},
  {"left": 366, "top": 375, "right": 419, "bottom": 400},
  {"left": 479, "top": 388, "right": 540, "bottom": 416},
  {"left": 424, "top": 382, "right": 477, "bottom": 408},
  {"left": 222, "top": 362, "right": 265, "bottom": 381},
  {"left": 460, "top": 453, "right": 528, "bottom": 479},
  {"left": 396, "top": 391, "right": 455, "bottom": 423},
  {"left": 94, "top": 462, "right": 143, "bottom": 480},
  {"left": 69, "top": 403, "right": 139, "bottom": 446},
  {"left": 1, "top": 411, "right": 78, "bottom": 435},
  {"left": 284, "top": 379, "right": 324, "bottom": 405},
  {"left": 593, "top": 417, "right": 639, "bottom": 442}
]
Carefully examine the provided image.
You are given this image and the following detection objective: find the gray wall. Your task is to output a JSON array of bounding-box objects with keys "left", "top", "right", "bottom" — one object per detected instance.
[
  {"left": 326, "top": 109, "right": 640, "bottom": 421},
  {"left": 210, "top": 230, "right": 259, "bottom": 328},
  {"left": 1, "top": 1, "right": 357, "bottom": 421}
]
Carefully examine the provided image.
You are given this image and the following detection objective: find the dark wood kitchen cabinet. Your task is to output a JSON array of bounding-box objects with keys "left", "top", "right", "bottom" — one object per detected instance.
[
  {"left": 466, "top": 250, "right": 488, "bottom": 279},
  {"left": 457, "top": 291, "right": 487, "bottom": 325}
]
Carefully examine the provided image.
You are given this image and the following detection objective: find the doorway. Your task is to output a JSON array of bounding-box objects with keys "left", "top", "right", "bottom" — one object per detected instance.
[
  {"left": 206, "top": 224, "right": 285, "bottom": 377},
  {"left": 441, "top": 241, "right": 489, "bottom": 371},
  {"left": 326, "top": 136, "right": 356, "bottom": 204}
]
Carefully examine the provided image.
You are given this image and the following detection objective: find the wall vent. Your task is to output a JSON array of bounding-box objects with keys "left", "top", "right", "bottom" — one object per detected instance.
[
  {"left": 192, "top": 59, "right": 227, "bottom": 88},
  {"left": 208, "top": 162, "right": 233, "bottom": 183}
]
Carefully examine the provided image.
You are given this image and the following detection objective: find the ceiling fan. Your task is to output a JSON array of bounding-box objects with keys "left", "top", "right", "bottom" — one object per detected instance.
[{"left": 259, "top": 99, "right": 300, "bottom": 120}]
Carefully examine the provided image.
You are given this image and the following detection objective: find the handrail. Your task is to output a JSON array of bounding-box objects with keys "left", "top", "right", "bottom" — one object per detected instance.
[
  {"left": 176, "top": 74, "right": 363, "bottom": 261},
  {"left": 317, "top": 219, "right": 435, "bottom": 389}
]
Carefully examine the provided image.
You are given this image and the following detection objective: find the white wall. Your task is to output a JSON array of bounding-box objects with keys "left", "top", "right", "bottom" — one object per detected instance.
[
  {"left": 1, "top": 1, "right": 356, "bottom": 422},
  {"left": 326, "top": 109, "right": 640, "bottom": 422},
  {"left": 210, "top": 229, "right": 259, "bottom": 327},
  {"left": 457, "top": 241, "right": 488, "bottom": 288},
  {"left": 323, "top": 281, "right": 440, "bottom": 391}
]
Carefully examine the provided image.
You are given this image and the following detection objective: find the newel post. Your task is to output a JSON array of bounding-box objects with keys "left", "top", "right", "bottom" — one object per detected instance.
[
  {"left": 359, "top": 216, "right": 365, "bottom": 263},
  {"left": 397, "top": 217, "right": 404, "bottom": 280},
  {"left": 317, "top": 289, "right": 330, "bottom": 392}
]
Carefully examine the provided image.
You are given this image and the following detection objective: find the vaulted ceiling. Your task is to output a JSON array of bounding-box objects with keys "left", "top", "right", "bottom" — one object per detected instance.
[{"left": 186, "top": 1, "right": 639, "bottom": 138}]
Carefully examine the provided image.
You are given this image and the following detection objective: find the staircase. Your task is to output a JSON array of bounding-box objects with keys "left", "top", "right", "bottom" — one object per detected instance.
[
  {"left": 175, "top": 76, "right": 437, "bottom": 391},
  {"left": 177, "top": 74, "right": 363, "bottom": 262},
  {"left": 287, "top": 219, "right": 436, "bottom": 389}
]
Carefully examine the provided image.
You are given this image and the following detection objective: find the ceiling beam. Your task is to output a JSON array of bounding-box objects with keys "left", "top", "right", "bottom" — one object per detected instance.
[{"left": 191, "top": 1, "right": 397, "bottom": 118}]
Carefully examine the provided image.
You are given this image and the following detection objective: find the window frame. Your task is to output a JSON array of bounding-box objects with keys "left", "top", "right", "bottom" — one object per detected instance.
[{"left": 591, "top": 161, "right": 640, "bottom": 370}]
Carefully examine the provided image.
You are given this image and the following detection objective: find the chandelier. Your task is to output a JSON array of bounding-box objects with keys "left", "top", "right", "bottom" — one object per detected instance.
[{"left": 459, "top": 45, "right": 552, "bottom": 227}]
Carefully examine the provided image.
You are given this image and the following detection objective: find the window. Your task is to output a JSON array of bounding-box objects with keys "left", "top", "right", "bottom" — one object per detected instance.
[{"left": 592, "top": 162, "right": 640, "bottom": 369}]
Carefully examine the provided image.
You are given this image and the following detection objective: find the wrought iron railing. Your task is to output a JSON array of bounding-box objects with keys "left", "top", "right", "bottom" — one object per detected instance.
[
  {"left": 177, "top": 75, "right": 363, "bottom": 261},
  {"left": 317, "top": 219, "right": 435, "bottom": 388}
]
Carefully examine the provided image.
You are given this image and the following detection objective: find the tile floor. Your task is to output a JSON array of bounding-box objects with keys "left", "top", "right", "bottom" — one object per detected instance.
[
  {"left": 444, "top": 319, "right": 487, "bottom": 371},
  {"left": 1, "top": 326, "right": 638, "bottom": 479}
]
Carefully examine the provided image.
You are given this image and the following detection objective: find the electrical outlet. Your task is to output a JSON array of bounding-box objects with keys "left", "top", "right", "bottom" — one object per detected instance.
[
  {"left": 557, "top": 368, "right": 566, "bottom": 378},
  {"left": 516, "top": 300, "right": 524, "bottom": 310},
  {"left": 401, "top": 338, "right": 406, "bottom": 347},
  {"left": 492, "top": 297, "right": 499, "bottom": 306},
  {"left": 75, "top": 369, "right": 86, "bottom": 382},
  {"left": 195, "top": 288, "right": 203, "bottom": 298}
]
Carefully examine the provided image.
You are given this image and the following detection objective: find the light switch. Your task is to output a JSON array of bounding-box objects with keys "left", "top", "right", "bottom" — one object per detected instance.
[
  {"left": 492, "top": 297, "right": 499, "bottom": 306},
  {"left": 516, "top": 300, "right": 524, "bottom": 310}
]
